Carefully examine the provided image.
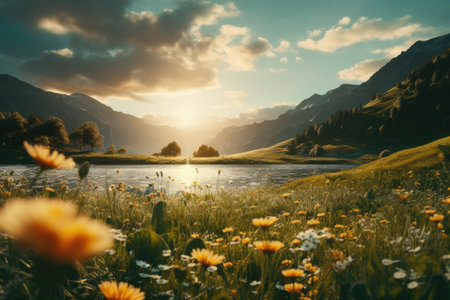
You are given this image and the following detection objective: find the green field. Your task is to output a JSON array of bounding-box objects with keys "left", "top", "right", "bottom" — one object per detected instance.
[{"left": 0, "top": 137, "right": 449, "bottom": 299}]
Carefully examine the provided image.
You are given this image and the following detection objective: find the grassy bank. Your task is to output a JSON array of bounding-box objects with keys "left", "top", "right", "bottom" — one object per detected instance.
[{"left": 0, "top": 137, "right": 449, "bottom": 299}]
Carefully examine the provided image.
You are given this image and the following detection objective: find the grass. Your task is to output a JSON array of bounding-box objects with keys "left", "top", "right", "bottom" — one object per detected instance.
[
  {"left": 0, "top": 136, "right": 449, "bottom": 299},
  {"left": 70, "top": 140, "right": 358, "bottom": 165}
]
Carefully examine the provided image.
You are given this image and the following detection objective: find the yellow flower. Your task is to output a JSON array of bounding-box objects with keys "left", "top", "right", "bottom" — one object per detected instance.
[
  {"left": 99, "top": 281, "right": 145, "bottom": 300},
  {"left": 0, "top": 198, "right": 112, "bottom": 264},
  {"left": 282, "top": 268, "right": 304, "bottom": 278},
  {"left": 334, "top": 224, "right": 344, "bottom": 229},
  {"left": 442, "top": 198, "right": 450, "bottom": 204},
  {"left": 307, "top": 219, "right": 320, "bottom": 226},
  {"left": 223, "top": 262, "right": 233, "bottom": 268},
  {"left": 223, "top": 227, "right": 234, "bottom": 233},
  {"left": 298, "top": 211, "right": 307, "bottom": 216},
  {"left": 284, "top": 283, "right": 303, "bottom": 293},
  {"left": 331, "top": 250, "right": 344, "bottom": 261},
  {"left": 291, "top": 220, "right": 301, "bottom": 225},
  {"left": 281, "top": 212, "right": 291, "bottom": 217},
  {"left": 216, "top": 238, "right": 224, "bottom": 243},
  {"left": 191, "top": 233, "right": 200, "bottom": 239},
  {"left": 231, "top": 235, "right": 240, "bottom": 242},
  {"left": 291, "top": 239, "right": 301, "bottom": 245},
  {"left": 317, "top": 213, "right": 325, "bottom": 218},
  {"left": 380, "top": 219, "right": 388, "bottom": 224},
  {"left": 24, "top": 141, "right": 75, "bottom": 170},
  {"left": 397, "top": 192, "right": 411, "bottom": 200},
  {"left": 425, "top": 209, "right": 436, "bottom": 215},
  {"left": 429, "top": 214, "right": 444, "bottom": 223},
  {"left": 242, "top": 237, "right": 251, "bottom": 245},
  {"left": 191, "top": 248, "right": 224, "bottom": 266},
  {"left": 280, "top": 193, "right": 291, "bottom": 198},
  {"left": 45, "top": 187, "right": 55, "bottom": 193},
  {"left": 253, "top": 240, "right": 284, "bottom": 253},
  {"left": 293, "top": 200, "right": 300, "bottom": 205},
  {"left": 281, "top": 259, "right": 292, "bottom": 266},
  {"left": 252, "top": 216, "right": 278, "bottom": 227}
]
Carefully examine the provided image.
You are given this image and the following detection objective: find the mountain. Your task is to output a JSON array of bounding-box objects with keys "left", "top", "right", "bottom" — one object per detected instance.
[
  {"left": 0, "top": 75, "right": 182, "bottom": 154},
  {"left": 291, "top": 48, "right": 450, "bottom": 156},
  {"left": 210, "top": 33, "right": 450, "bottom": 154}
]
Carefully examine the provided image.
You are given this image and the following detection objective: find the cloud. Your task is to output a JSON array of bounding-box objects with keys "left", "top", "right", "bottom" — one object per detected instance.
[
  {"left": 307, "top": 29, "right": 322, "bottom": 38},
  {"left": 338, "top": 16, "right": 351, "bottom": 25},
  {"left": 371, "top": 39, "right": 417, "bottom": 58},
  {"left": 0, "top": 0, "right": 271, "bottom": 99},
  {"left": 274, "top": 40, "right": 296, "bottom": 53},
  {"left": 295, "top": 56, "right": 303, "bottom": 62},
  {"left": 337, "top": 58, "right": 389, "bottom": 81},
  {"left": 280, "top": 57, "right": 288, "bottom": 63},
  {"left": 298, "top": 16, "right": 430, "bottom": 52}
]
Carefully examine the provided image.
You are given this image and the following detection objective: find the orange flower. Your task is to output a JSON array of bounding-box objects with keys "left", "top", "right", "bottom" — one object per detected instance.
[
  {"left": 191, "top": 248, "right": 224, "bottom": 266},
  {"left": 429, "top": 214, "right": 444, "bottom": 223},
  {"left": 317, "top": 213, "right": 325, "bottom": 218},
  {"left": 24, "top": 141, "right": 75, "bottom": 170},
  {"left": 0, "top": 198, "right": 112, "bottom": 264},
  {"left": 380, "top": 219, "right": 388, "bottom": 224},
  {"left": 284, "top": 283, "right": 303, "bottom": 293},
  {"left": 282, "top": 268, "right": 304, "bottom": 278},
  {"left": 334, "top": 224, "right": 344, "bottom": 229},
  {"left": 281, "top": 259, "right": 292, "bottom": 266},
  {"left": 281, "top": 212, "right": 291, "bottom": 217},
  {"left": 223, "top": 262, "right": 233, "bottom": 268},
  {"left": 241, "top": 237, "right": 251, "bottom": 245},
  {"left": 253, "top": 240, "right": 284, "bottom": 253},
  {"left": 280, "top": 193, "right": 291, "bottom": 198},
  {"left": 252, "top": 216, "right": 278, "bottom": 227},
  {"left": 425, "top": 209, "right": 436, "bottom": 215},
  {"left": 331, "top": 250, "right": 344, "bottom": 261},
  {"left": 98, "top": 281, "right": 145, "bottom": 300},
  {"left": 298, "top": 211, "right": 307, "bottom": 216},
  {"left": 222, "top": 227, "right": 234, "bottom": 233},
  {"left": 307, "top": 219, "right": 320, "bottom": 226}
]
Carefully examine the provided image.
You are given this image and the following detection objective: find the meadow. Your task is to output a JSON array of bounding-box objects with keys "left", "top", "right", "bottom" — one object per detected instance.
[{"left": 0, "top": 137, "right": 449, "bottom": 300}]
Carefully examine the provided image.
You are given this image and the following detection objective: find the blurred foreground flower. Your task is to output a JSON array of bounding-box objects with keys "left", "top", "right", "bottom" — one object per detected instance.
[
  {"left": 0, "top": 198, "right": 112, "bottom": 264},
  {"left": 99, "top": 281, "right": 145, "bottom": 300},
  {"left": 284, "top": 282, "right": 303, "bottom": 293},
  {"left": 191, "top": 248, "right": 224, "bottom": 266},
  {"left": 24, "top": 141, "right": 75, "bottom": 170}
]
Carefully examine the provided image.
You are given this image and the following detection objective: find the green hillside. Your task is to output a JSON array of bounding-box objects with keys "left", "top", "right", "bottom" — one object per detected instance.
[{"left": 291, "top": 48, "right": 450, "bottom": 157}]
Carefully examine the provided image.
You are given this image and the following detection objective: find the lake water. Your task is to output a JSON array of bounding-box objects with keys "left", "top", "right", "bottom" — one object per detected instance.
[{"left": 0, "top": 164, "right": 357, "bottom": 192}]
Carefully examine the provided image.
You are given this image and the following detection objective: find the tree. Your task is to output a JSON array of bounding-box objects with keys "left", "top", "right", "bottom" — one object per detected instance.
[
  {"left": 192, "top": 145, "right": 219, "bottom": 157},
  {"left": 160, "top": 141, "right": 181, "bottom": 157},
  {"left": 80, "top": 122, "right": 104, "bottom": 151},
  {"left": 34, "top": 116, "right": 69, "bottom": 146},
  {"left": 104, "top": 145, "right": 116, "bottom": 154},
  {"left": 69, "top": 129, "right": 83, "bottom": 149},
  {"left": 0, "top": 112, "right": 27, "bottom": 147},
  {"left": 287, "top": 140, "right": 297, "bottom": 155},
  {"left": 117, "top": 147, "right": 127, "bottom": 154}
]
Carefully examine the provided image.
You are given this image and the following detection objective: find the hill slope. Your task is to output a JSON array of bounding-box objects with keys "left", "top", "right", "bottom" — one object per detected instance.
[
  {"left": 292, "top": 48, "right": 450, "bottom": 156},
  {"left": 0, "top": 75, "right": 183, "bottom": 154},
  {"left": 210, "top": 33, "right": 450, "bottom": 154}
]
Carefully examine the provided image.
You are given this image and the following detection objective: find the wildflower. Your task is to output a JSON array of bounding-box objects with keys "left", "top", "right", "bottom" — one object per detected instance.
[
  {"left": 191, "top": 248, "right": 224, "bottom": 266},
  {"left": 232, "top": 236, "right": 240, "bottom": 242},
  {"left": 382, "top": 259, "right": 399, "bottom": 266},
  {"left": 282, "top": 259, "right": 292, "bottom": 266},
  {"left": 293, "top": 200, "right": 300, "bottom": 205},
  {"left": 216, "top": 238, "right": 224, "bottom": 243},
  {"left": 429, "top": 214, "right": 444, "bottom": 222},
  {"left": 24, "top": 141, "right": 75, "bottom": 170},
  {"left": 99, "top": 281, "right": 145, "bottom": 300},
  {"left": 45, "top": 187, "right": 55, "bottom": 193},
  {"left": 281, "top": 212, "right": 290, "bottom": 217},
  {"left": 291, "top": 220, "right": 301, "bottom": 225},
  {"left": 252, "top": 216, "right": 278, "bottom": 227},
  {"left": 393, "top": 268, "right": 407, "bottom": 279},
  {"left": 223, "top": 227, "right": 234, "bottom": 233},
  {"left": 191, "top": 233, "right": 200, "bottom": 239},
  {"left": 136, "top": 260, "right": 150, "bottom": 268},
  {"left": 317, "top": 213, "right": 325, "bottom": 218},
  {"left": 425, "top": 209, "right": 436, "bottom": 215},
  {"left": 307, "top": 219, "right": 320, "bottom": 226},
  {"left": 284, "top": 283, "right": 303, "bottom": 293},
  {"left": 0, "top": 198, "right": 112, "bottom": 264},
  {"left": 397, "top": 192, "right": 411, "bottom": 200},
  {"left": 223, "top": 262, "right": 233, "bottom": 268},
  {"left": 315, "top": 204, "right": 321, "bottom": 208},
  {"left": 442, "top": 198, "right": 450, "bottom": 204},
  {"left": 280, "top": 193, "right": 291, "bottom": 198},
  {"left": 242, "top": 237, "right": 251, "bottom": 245},
  {"left": 282, "top": 269, "right": 304, "bottom": 278},
  {"left": 253, "top": 241, "right": 284, "bottom": 253},
  {"left": 291, "top": 239, "right": 301, "bottom": 245},
  {"left": 300, "top": 240, "right": 315, "bottom": 251},
  {"left": 411, "top": 221, "right": 417, "bottom": 227},
  {"left": 334, "top": 224, "right": 344, "bottom": 229},
  {"left": 380, "top": 219, "right": 389, "bottom": 224}
]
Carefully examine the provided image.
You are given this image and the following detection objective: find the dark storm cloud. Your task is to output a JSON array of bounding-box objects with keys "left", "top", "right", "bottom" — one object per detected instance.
[{"left": 0, "top": 0, "right": 255, "bottom": 99}]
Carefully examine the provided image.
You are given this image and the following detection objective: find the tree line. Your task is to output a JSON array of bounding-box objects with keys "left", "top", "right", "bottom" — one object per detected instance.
[
  {"left": 156, "top": 141, "right": 220, "bottom": 157},
  {"left": 0, "top": 112, "right": 104, "bottom": 151}
]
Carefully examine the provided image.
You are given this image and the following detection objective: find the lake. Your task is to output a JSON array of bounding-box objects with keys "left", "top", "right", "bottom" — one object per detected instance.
[{"left": 0, "top": 164, "right": 357, "bottom": 192}]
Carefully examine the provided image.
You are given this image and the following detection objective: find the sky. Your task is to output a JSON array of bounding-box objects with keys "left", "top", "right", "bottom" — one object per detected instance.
[{"left": 0, "top": 0, "right": 449, "bottom": 129}]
